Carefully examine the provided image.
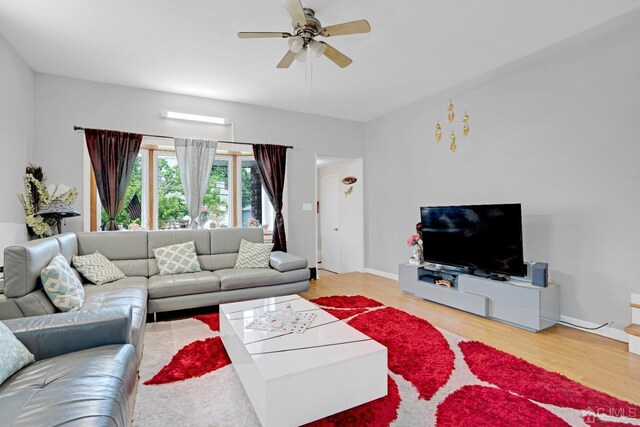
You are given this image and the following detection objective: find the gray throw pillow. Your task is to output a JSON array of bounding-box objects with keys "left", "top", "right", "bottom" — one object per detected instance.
[
  {"left": 234, "top": 239, "right": 273, "bottom": 268},
  {"left": 0, "top": 321, "right": 35, "bottom": 386},
  {"left": 72, "top": 252, "right": 126, "bottom": 285},
  {"left": 41, "top": 254, "right": 85, "bottom": 312},
  {"left": 153, "top": 241, "right": 202, "bottom": 275}
]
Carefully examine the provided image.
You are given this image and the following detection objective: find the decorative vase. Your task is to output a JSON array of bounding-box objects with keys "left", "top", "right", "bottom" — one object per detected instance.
[
  {"left": 195, "top": 212, "right": 209, "bottom": 229},
  {"left": 409, "top": 246, "right": 423, "bottom": 265}
]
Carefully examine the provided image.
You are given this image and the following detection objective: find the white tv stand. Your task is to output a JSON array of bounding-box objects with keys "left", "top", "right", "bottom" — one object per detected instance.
[{"left": 398, "top": 263, "right": 560, "bottom": 332}]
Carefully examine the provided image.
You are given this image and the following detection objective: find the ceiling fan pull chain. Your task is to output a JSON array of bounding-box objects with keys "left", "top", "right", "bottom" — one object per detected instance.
[{"left": 309, "top": 52, "right": 314, "bottom": 93}]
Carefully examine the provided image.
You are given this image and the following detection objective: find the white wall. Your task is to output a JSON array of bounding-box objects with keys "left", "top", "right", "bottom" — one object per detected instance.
[
  {"left": 317, "top": 158, "right": 365, "bottom": 273},
  {"left": 33, "top": 74, "right": 365, "bottom": 264},
  {"left": 364, "top": 10, "right": 640, "bottom": 331},
  {"left": 0, "top": 33, "right": 33, "bottom": 264}
]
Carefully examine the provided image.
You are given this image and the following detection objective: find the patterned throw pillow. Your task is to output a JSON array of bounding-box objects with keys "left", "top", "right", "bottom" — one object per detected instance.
[
  {"left": 234, "top": 239, "right": 274, "bottom": 268},
  {"left": 72, "top": 251, "right": 126, "bottom": 285},
  {"left": 153, "top": 241, "right": 202, "bottom": 276},
  {"left": 0, "top": 321, "right": 35, "bottom": 386},
  {"left": 41, "top": 254, "right": 85, "bottom": 312}
]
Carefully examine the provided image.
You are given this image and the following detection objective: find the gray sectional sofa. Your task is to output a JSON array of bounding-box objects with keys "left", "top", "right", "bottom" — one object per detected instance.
[
  {"left": 1, "top": 227, "right": 310, "bottom": 318},
  {"left": 0, "top": 227, "right": 310, "bottom": 426},
  {"left": 1, "top": 307, "right": 137, "bottom": 426}
]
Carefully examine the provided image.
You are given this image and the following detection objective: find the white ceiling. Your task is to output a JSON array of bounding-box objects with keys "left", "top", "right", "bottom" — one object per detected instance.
[{"left": 1, "top": 1, "right": 638, "bottom": 122}]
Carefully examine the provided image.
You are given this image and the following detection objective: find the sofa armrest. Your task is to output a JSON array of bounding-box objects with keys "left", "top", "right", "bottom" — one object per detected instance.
[
  {"left": 270, "top": 251, "right": 308, "bottom": 272},
  {"left": 3, "top": 306, "right": 132, "bottom": 361}
]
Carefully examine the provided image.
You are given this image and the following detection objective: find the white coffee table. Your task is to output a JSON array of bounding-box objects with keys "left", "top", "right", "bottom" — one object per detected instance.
[{"left": 220, "top": 294, "right": 388, "bottom": 427}]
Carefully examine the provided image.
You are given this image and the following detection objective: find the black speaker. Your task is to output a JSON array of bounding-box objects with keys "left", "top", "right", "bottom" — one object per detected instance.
[{"left": 532, "top": 262, "right": 548, "bottom": 287}]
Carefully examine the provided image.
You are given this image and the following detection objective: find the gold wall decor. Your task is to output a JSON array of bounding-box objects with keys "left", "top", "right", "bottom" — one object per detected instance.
[
  {"left": 434, "top": 100, "right": 470, "bottom": 153},
  {"left": 450, "top": 130, "right": 457, "bottom": 153},
  {"left": 447, "top": 100, "right": 455, "bottom": 122},
  {"left": 462, "top": 111, "right": 470, "bottom": 137}
]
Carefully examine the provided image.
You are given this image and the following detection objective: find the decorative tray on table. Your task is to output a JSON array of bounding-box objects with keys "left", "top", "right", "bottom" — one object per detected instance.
[{"left": 246, "top": 305, "right": 316, "bottom": 334}]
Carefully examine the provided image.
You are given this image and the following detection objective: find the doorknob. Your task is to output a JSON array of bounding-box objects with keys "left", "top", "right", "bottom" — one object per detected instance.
[{"left": 333, "top": 228, "right": 339, "bottom": 231}]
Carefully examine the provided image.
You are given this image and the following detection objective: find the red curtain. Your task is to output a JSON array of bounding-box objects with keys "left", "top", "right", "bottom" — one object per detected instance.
[
  {"left": 252, "top": 144, "right": 288, "bottom": 252},
  {"left": 84, "top": 129, "right": 143, "bottom": 230}
]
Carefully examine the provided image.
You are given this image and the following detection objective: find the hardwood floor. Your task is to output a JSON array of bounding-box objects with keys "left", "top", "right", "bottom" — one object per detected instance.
[{"left": 300, "top": 272, "right": 640, "bottom": 405}]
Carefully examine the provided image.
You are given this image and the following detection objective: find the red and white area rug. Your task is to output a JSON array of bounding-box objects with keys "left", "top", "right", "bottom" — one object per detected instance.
[{"left": 133, "top": 295, "right": 640, "bottom": 426}]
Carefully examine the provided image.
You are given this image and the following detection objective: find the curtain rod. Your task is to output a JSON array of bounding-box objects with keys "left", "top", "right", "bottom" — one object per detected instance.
[{"left": 72, "top": 126, "right": 293, "bottom": 149}]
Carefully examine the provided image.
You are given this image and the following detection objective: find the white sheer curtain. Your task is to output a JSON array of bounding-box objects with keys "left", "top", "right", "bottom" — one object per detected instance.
[{"left": 174, "top": 138, "right": 218, "bottom": 227}]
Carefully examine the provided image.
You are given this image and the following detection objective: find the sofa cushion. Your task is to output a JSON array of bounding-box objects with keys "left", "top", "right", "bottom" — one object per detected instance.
[
  {"left": 234, "top": 239, "right": 273, "bottom": 268},
  {"left": 72, "top": 251, "right": 126, "bottom": 285},
  {"left": 108, "top": 259, "right": 147, "bottom": 278},
  {"left": 77, "top": 231, "right": 148, "bottom": 260},
  {"left": 215, "top": 268, "right": 311, "bottom": 291},
  {"left": 210, "top": 227, "right": 263, "bottom": 254},
  {"left": 148, "top": 229, "right": 211, "bottom": 258},
  {"left": 0, "top": 344, "right": 136, "bottom": 427},
  {"left": 3, "top": 237, "right": 60, "bottom": 298},
  {"left": 270, "top": 251, "right": 308, "bottom": 272},
  {"left": 0, "top": 321, "right": 34, "bottom": 386},
  {"left": 13, "top": 290, "right": 56, "bottom": 318},
  {"left": 83, "top": 276, "right": 148, "bottom": 293},
  {"left": 53, "top": 232, "right": 78, "bottom": 263},
  {"left": 148, "top": 271, "right": 221, "bottom": 299},
  {"left": 198, "top": 253, "right": 238, "bottom": 271},
  {"left": 82, "top": 284, "right": 147, "bottom": 349},
  {"left": 153, "top": 241, "right": 202, "bottom": 275},
  {"left": 41, "top": 254, "right": 85, "bottom": 312}
]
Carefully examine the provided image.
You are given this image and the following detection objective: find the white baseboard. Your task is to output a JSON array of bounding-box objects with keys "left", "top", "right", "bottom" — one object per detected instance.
[
  {"left": 559, "top": 315, "right": 628, "bottom": 343},
  {"left": 363, "top": 266, "right": 628, "bottom": 344},
  {"left": 363, "top": 268, "right": 398, "bottom": 281}
]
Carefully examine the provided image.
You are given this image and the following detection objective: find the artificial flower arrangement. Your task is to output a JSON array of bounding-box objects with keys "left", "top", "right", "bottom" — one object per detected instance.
[
  {"left": 128, "top": 219, "right": 142, "bottom": 231},
  {"left": 247, "top": 217, "right": 262, "bottom": 228},
  {"left": 18, "top": 164, "right": 77, "bottom": 238}
]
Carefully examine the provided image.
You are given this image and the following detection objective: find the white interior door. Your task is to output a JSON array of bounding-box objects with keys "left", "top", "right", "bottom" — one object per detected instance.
[{"left": 320, "top": 174, "right": 341, "bottom": 273}]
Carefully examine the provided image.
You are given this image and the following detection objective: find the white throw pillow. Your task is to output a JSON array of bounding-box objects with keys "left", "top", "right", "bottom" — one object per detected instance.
[
  {"left": 41, "top": 254, "right": 85, "bottom": 312},
  {"left": 0, "top": 321, "right": 35, "bottom": 386},
  {"left": 72, "top": 251, "right": 126, "bottom": 285},
  {"left": 234, "top": 239, "right": 274, "bottom": 268},
  {"left": 153, "top": 241, "right": 202, "bottom": 275}
]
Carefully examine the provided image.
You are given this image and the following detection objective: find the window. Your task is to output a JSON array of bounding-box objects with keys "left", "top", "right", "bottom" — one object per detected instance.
[
  {"left": 91, "top": 145, "right": 275, "bottom": 232},
  {"left": 203, "top": 158, "right": 231, "bottom": 228},
  {"left": 98, "top": 154, "right": 145, "bottom": 230},
  {"left": 156, "top": 153, "right": 187, "bottom": 229},
  {"left": 238, "top": 159, "right": 274, "bottom": 231}
]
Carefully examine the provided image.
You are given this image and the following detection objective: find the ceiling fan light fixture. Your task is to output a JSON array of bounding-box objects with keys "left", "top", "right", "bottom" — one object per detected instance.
[
  {"left": 288, "top": 36, "right": 304, "bottom": 53},
  {"left": 309, "top": 40, "right": 326, "bottom": 57},
  {"left": 294, "top": 48, "right": 308, "bottom": 62}
]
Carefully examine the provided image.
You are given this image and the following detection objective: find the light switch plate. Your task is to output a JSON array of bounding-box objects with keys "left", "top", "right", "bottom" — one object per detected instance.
[{"left": 302, "top": 203, "right": 312, "bottom": 211}]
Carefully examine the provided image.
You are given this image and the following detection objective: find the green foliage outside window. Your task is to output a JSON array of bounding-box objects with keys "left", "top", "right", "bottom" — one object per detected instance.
[
  {"left": 100, "top": 156, "right": 142, "bottom": 229},
  {"left": 98, "top": 155, "right": 247, "bottom": 230},
  {"left": 157, "top": 156, "right": 229, "bottom": 228}
]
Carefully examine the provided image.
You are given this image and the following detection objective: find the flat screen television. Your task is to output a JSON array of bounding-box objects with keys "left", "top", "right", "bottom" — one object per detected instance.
[{"left": 420, "top": 203, "right": 526, "bottom": 277}]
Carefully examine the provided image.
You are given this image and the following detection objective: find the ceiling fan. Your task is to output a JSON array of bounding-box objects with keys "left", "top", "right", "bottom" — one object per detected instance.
[{"left": 238, "top": 0, "right": 371, "bottom": 69}]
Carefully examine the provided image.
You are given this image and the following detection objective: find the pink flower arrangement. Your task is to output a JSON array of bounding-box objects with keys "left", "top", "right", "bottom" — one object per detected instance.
[
  {"left": 247, "top": 217, "right": 262, "bottom": 228},
  {"left": 200, "top": 206, "right": 210, "bottom": 213},
  {"left": 407, "top": 233, "right": 422, "bottom": 247}
]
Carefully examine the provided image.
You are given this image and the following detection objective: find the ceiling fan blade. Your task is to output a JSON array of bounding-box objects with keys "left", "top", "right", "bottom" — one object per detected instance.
[
  {"left": 282, "top": 0, "right": 308, "bottom": 28},
  {"left": 320, "top": 42, "right": 352, "bottom": 68},
  {"left": 238, "top": 32, "right": 291, "bottom": 39},
  {"left": 320, "top": 20, "right": 371, "bottom": 37},
  {"left": 277, "top": 50, "right": 296, "bottom": 68}
]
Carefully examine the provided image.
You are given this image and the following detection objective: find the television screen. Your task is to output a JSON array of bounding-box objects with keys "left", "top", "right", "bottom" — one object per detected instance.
[{"left": 420, "top": 203, "right": 525, "bottom": 277}]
